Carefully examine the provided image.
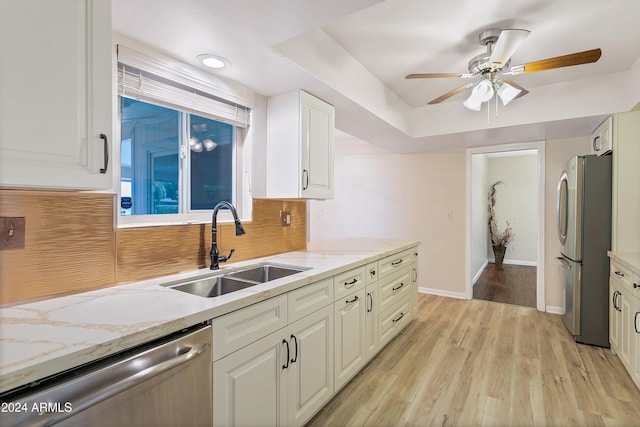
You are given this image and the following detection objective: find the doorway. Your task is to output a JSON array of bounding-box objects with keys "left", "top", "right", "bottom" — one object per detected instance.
[{"left": 465, "top": 142, "right": 545, "bottom": 311}]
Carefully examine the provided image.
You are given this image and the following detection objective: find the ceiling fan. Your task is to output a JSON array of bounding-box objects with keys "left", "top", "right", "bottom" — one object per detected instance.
[{"left": 405, "top": 28, "right": 602, "bottom": 110}]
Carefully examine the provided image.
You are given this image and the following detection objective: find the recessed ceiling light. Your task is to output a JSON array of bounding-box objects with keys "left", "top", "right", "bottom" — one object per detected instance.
[{"left": 198, "top": 54, "right": 229, "bottom": 69}]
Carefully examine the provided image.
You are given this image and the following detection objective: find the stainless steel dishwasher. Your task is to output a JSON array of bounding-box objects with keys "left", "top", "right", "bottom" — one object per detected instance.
[{"left": 0, "top": 324, "right": 212, "bottom": 427}]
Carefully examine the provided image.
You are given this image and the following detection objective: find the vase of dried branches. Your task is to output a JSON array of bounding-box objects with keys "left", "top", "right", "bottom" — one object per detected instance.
[{"left": 492, "top": 245, "right": 506, "bottom": 267}]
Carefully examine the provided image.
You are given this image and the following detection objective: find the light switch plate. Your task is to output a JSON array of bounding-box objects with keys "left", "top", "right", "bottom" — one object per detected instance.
[
  {"left": 281, "top": 211, "right": 291, "bottom": 227},
  {"left": 0, "top": 217, "right": 26, "bottom": 250}
]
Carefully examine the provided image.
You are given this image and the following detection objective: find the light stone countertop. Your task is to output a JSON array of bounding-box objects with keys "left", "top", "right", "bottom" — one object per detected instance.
[
  {"left": 0, "top": 237, "right": 419, "bottom": 394},
  {"left": 608, "top": 251, "right": 640, "bottom": 274}
]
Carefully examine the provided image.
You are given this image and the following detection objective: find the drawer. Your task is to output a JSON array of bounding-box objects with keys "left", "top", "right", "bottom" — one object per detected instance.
[
  {"left": 379, "top": 294, "right": 411, "bottom": 347},
  {"left": 365, "top": 261, "right": 379, "bottom": 285},
  {"left": 212, "top": 294, "right": 287, "bottom": 361},
  {"left": 378, "top": 266, "right": 412, "bottom": 312},
  {"left": 611, "top": 260, "right": 634, "bottom": 290},
  {"left": 334, "top": 266, "right": 366, "bottom": 301},
  {"left": 379, "top": 248, "right": 415, "bottom": 278},
  {"left": 288, "top": 277, "right": 333, "bottom": 323}
]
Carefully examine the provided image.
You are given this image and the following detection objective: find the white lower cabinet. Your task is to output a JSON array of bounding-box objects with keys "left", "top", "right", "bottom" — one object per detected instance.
[
  {"left": 365, "top": 283, "right": 379, "bottom": 361},
  {"left": 609, "top": 258, "right": 640, "bottom": 391},
  {"left": 212, "top": 245, "right": 419, "bottom": 426},
  {"left": 334, "top": 288, "right": 366, "bottom": 391},
  {"left": 213, "top": 304, "right": 333, "bottom": 427}
]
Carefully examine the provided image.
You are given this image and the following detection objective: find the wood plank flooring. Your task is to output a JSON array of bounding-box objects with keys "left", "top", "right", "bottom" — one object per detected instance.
[
  {"left": 307, "top": 294, "right": 640, "bottom": 427},
  {"left": 473, "top": 263, "right": 537, "bottom": 308}
]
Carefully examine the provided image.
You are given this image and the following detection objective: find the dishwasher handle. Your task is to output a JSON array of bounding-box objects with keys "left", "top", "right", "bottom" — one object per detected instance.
[{"left": 10, "top": 341, "right": 209, "bottom": 427}]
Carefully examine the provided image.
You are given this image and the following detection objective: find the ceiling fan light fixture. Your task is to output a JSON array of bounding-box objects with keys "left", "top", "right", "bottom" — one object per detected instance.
[
  {"left": 463, "top": 93, "right": 482, "bottom": 111},
  {"left": 497, "top": 81, "right": 522, "bottom": 105},
  {"left": 473, "top": 78, "right": 495, "bottom": 102}
]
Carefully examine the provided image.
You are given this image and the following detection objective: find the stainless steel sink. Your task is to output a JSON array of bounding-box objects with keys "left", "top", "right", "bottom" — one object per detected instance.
[
  {"left": 226, "top": 264, "right": 309, "bottom": 283},
  {"left": 164, "top": 263, "right": 310, "bottom": 298},
  {"left": 170, "top": 276, "right": 258, "bottom": 298}
]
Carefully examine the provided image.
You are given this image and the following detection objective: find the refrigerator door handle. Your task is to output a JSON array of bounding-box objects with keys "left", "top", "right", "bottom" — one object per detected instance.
[
  {"left": 556, "top": 171, "right": 569, "bottom": 246},
  {"left": 556, "top": 256, "right": 572, "bottom": 269}
]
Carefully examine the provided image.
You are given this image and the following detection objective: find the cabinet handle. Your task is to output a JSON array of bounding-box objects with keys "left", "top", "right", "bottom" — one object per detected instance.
[
  {"left": 391, "top": 259, "right": 403, "bottom": 267},
  {"left": 614, "top": 271, "right": 625, "bottom": 277},
  {"left": 635, "top": 313, "right": 640, "bottom": 334},
  {"left": 413, "top": 268, "right": 417, "bottom": 283},
  {"left": 367, "top": 293, "right": 373, "bottom": 313},
  {"left": 344, "top": 278, "right": 358, "bottom": 287},
  {"left": 634, "top": 283, "right": 639, "bottom": 289},
  {"left": 613, "top": 291, "right": 622, "bottom": 312},
  {"left": 346, "top": 295, "right": 359, "bottom": 304},
  {"left": 282, "top": 339, "right": 290, "bottom": 369},
  {"left": 370, "top": 269, "right": 376, "bottom": 278},
  {"left": 593, "top": 135, "right": 600, "bottom": 151},
  {"left": 392, "top": 312, "right": 405, "bottom": 323},
  {"left": 392, "top": 282, "right": 405, "bottom": 292},
  {"left": 290, "top": 334, "right": 298, "bottom": 364},
  {"left": 302, "top": 169, "right": 309, "bottom": 190},
  {"left": 99, "top": 133, "right": 109, "bottom": 174}
]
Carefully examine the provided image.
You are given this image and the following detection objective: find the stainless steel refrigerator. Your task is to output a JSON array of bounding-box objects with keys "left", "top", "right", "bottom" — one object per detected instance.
[{"left": 556, "top": 154, "right": 611, "bottom": 347}]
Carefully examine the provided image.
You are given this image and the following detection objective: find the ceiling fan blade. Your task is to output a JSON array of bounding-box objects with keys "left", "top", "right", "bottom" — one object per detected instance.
[
  {"left": 406, "top": 73, "right": 475, "bottom": 79},
  {"left": 500, "top": 78, "right": 529, "bottom": 99},
  {"left": 427, "top": 82, "right": 474, "bottom": 105},
  {"left": 507, "top": 48, "right": 602, "bottom": 74},
  {"left": 489, "top": 29, "right": 531, "bottom": 69}
]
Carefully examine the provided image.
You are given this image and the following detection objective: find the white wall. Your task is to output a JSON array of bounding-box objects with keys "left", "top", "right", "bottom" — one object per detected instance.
[
  {"left": 470, "top": 154, "right": 488, "bottom": 282},
  {"left": 309, "top": 139, "right": 467, "bottom": 297},
  {"left": 544, "top": 137, "right": 590, "bottom": 310},
  {"left": 487, "top": 153, "right": 538, "bottom": 265}
]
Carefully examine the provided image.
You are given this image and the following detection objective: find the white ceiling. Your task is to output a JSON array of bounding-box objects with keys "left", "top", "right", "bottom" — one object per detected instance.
[{"left": 112, "top": 0, "right": 640, "bottom": 153}]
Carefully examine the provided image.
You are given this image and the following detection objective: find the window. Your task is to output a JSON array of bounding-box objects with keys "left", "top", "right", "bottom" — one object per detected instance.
[{"left": 117, "top": 45, "right": 252, "bottom": 226}]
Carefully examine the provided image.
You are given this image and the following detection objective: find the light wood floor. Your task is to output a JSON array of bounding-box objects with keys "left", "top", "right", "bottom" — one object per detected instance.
[
  {"left": 307, "top": 294, "right": 640, "bottom": 427},
  {"left": 473, "top": 264, "right": 537, "bottom": 308}
]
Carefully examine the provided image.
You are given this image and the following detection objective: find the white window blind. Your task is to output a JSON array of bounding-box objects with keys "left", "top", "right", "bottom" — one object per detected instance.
[{"left": 117, "top": 45, "right": 251, "bottom": 128}]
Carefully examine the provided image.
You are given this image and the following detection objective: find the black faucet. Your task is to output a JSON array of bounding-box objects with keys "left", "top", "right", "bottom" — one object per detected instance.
[{"left": 210, "top": 201, "right": 246, "bottom": 270}]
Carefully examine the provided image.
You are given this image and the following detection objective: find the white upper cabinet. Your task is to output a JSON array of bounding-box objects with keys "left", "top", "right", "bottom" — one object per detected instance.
[
  {"left": 255, "top": 90, "right": 335, "bottom": 199},
  {"left": 0, "top": 0, "right": 112, "bottom": 190},
  {"left": 611, "top": 111, "right": 640, "bottom": 253}
]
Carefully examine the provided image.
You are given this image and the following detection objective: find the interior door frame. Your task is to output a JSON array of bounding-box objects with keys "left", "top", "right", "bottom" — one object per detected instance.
[{"left": 465, "top": 141, "right": 546, "bottom": 312}]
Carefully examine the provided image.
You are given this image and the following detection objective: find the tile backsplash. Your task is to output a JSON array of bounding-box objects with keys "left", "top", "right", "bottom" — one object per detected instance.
[{"left": 0, "top": 190, "right": 306, "bottom": 304}]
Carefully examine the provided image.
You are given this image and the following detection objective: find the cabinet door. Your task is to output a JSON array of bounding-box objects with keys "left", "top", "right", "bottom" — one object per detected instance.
[
  {"left": 365, "top": 284, "right": 379, "bottom": 361},
  {"left": 334, "top": 288, "right": 366, "bottom": 391},
  {"left": 300, "top": 91, "right": 334, "bottom": 199},
  {"left": 286, "top": 305, "right": 334, "bottom": 427},
  {"left": 0, "top": 0, "right": 112, "bottom": 189},
  {"left": 213, "top": 329, "right": 287, "bottom": 427},
  {"left": 610, "top": 282, "right": 622, "bottom": 351},
  {"left": 619, "top": 288, "right": 633, "bottom": 371},
  {"left": 632, "top": 296, "right": 640, "bottom": 389}
]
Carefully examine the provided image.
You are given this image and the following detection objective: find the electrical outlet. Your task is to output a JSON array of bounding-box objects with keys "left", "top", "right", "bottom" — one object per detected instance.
[
  {"left": 281, "top": 211, "right": 291, "bottom": 227},
  {"left": 0, "top": 217, "right": 26, "bottom": 250}
]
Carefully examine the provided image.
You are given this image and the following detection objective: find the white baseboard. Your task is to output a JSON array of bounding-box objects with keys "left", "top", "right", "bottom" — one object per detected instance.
[
  {"left": 489, "top": 258, "right": 538, "bottom": 267},
  {"left": 419, "top": 287, "right": 468, "bottom": 300},
  {"left": 545, "top": 305, "right": 564, "bottom": 314},
  {"left": 472, "top": 260, "right": 489, "bottom": 286}
]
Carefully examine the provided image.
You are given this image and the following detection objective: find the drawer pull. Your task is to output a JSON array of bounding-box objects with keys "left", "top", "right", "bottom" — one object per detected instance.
[
  {"left": 346, "top": 295, "right": 359, "bottom": 304},
  {"left": 344, "top": 278, "right": 358, "bottom": 287},
  {"left": 614, "top": 271, "right": 625, "bottom": 277},
  {"left": 370, "top": 269, "right": 376, "bottom": 277},
  {"left": 392, "top": 282, "right": 405, "bottom": 292},
  {"left": 392, "top": 312, "right": 405, "bottom": 323},
  {"left": 391, "top": 259, "right": 403, "bottom": 267},
  {"left": 634, "top": 283, "right": 639, "bottom": 289}
]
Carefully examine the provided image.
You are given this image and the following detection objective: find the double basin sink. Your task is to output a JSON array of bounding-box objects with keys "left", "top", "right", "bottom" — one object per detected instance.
[{"left": 163, "top": 263, "right": 310, "bottom": 298}]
